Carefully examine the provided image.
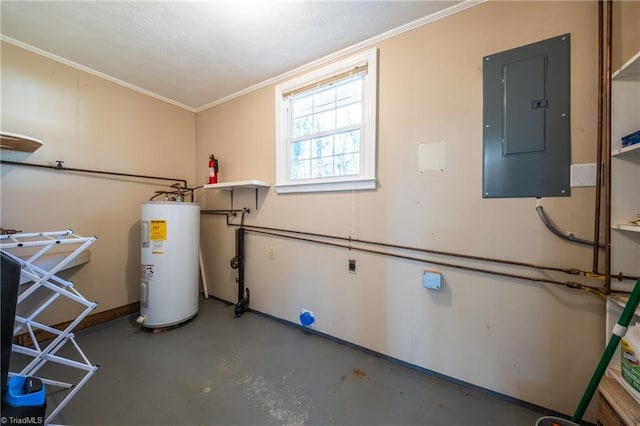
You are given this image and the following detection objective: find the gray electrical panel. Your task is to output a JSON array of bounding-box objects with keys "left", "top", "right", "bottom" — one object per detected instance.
[{"left": 483, "top": 34, "right": 571, "bottom": 198}]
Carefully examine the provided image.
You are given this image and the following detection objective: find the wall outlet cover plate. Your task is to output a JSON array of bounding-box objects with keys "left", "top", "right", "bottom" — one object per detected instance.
[{"left": 423, "top": 271, "right": 441, "bottom": 290}]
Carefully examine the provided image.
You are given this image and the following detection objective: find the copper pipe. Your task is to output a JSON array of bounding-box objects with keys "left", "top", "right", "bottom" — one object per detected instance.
[
  {"left": 240, "top": 223, "right": 572, "bottom": 273},
  {"left": 233, "top": 222, "right": 636, "bottom": 282},
  {"left": 0, "top": 159, "right": 189, "bottom": 189},
  {"left": 246, "top": 228, "right": 607, "bottom": 295},
  {"left": 592, "top": 0, "right": 604, "bottom": 273},
  {"left": 604, "top": 0, "right": 613, "bottom": 292}
]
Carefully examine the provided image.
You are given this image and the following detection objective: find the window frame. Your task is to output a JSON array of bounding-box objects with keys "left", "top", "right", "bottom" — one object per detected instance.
[{"left": 275, "top": 48, "right": 378, "bottom": 194}]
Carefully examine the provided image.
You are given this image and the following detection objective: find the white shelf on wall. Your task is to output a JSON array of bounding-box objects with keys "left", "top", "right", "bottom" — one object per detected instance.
[
  {"left": 612, "top": 51, "right": 640, "bottom": 81},
  {"left": 606, "top": 49, "right": 640, "bottom": 413},
  {"left": 203, "top": 180, "right": 271, "bottom": 210},
  {"left": 608, "top": 294, "right": 640, "bottom": 314},
  {"left": 610, "top": 49, "right": 640, "bottom": 293},
  {"left": 599, "top": 375, "right": 640, "bottom": 426},
  {"left": 203, "top": 180, "right": 270, "bottom": 191},
  {"left": 606, "top": 295, "right": 640, "bottom": 406},
  {"left": 613, "top": 142, "right": 640, "bottom": 158},
  {"left": 0, "top": 131, "right": 43, "bottom": 152},
  {"left": 615, "top": 224, "right": 640, "bottom": 233}
]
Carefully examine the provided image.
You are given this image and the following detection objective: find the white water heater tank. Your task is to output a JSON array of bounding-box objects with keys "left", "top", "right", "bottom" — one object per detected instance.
[{"left": 139, "top": 201, "right": 200, "bottom": 328}]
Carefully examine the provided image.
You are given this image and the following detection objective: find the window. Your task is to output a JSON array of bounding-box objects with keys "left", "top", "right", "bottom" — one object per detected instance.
[{"left": 275, "top": 48, "right": 378, "bottom": 193}]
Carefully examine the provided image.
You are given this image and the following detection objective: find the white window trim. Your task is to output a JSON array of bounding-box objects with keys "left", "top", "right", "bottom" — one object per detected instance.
[{"left": 275, "top": 48, "right": 378, "bottom": 194}]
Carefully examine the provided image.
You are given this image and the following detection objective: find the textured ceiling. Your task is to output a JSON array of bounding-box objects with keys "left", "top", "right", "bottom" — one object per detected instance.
[{"left": 1, "top": 1, "right": 468, "bottom": 111}]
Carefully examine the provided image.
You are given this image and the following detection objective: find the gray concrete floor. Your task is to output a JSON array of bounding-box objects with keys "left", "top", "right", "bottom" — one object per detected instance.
[{"left": 23, "top": 297, "right": 550, "bottom": 425}]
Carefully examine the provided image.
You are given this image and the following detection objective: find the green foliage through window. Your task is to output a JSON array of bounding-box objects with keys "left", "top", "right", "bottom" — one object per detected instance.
[{"left": 288, "top": 75, "right": 363, "bottom": 180}]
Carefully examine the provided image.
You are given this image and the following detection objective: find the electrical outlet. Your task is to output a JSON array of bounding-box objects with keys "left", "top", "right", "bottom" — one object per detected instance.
[
  {"left": 348, "top": 259, "right": 356, "bottom": 273},
  {"left": 269, "top": 246, "right": 276, "bottom": 259}
]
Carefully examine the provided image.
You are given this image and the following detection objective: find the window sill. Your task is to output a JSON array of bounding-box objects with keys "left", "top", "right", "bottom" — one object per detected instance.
[{"left": 275, "top": 177, "right": 376, "bottom": 194}]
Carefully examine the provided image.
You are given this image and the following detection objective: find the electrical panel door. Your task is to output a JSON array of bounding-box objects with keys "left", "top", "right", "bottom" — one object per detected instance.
[{"left": 483, "top": 34, "right": 571, "bottom": 198}]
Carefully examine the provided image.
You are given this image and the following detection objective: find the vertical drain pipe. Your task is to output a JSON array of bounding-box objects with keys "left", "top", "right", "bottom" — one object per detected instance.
[
  {"left": 592, "top": 0, "right": 604, "bottom": 274},
  {"left": 233, "top": 227, "right": 250, "bottom": 317}
]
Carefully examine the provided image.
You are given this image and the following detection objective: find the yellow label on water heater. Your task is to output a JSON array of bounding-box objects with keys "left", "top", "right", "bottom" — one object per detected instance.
[{"left": 150, "top": 220, "right": 166, "bottom": 241}]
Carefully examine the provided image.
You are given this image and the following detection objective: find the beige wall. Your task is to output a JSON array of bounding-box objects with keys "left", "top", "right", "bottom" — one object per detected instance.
[
  {"left": 1, "top": 42, "right": 196, "bottom": 324},
  {"left": 196, "top": 1, "right": 640, "bottom": 420},
  {"left": 1, "top": 0, "right": 638, "bottom": 421},
  {"left": 613, "top": 0, "right": 640, "bottom": 71}
]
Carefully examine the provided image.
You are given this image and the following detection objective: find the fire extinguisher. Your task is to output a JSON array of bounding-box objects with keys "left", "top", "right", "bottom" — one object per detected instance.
[{"left": 208, "top": 155, "right": 218, "bottom": 184}]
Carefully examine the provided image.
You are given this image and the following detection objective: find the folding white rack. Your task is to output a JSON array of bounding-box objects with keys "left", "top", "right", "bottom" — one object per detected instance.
[{"left": 0, "top": 230, "right": 98, "bottom": 424}]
